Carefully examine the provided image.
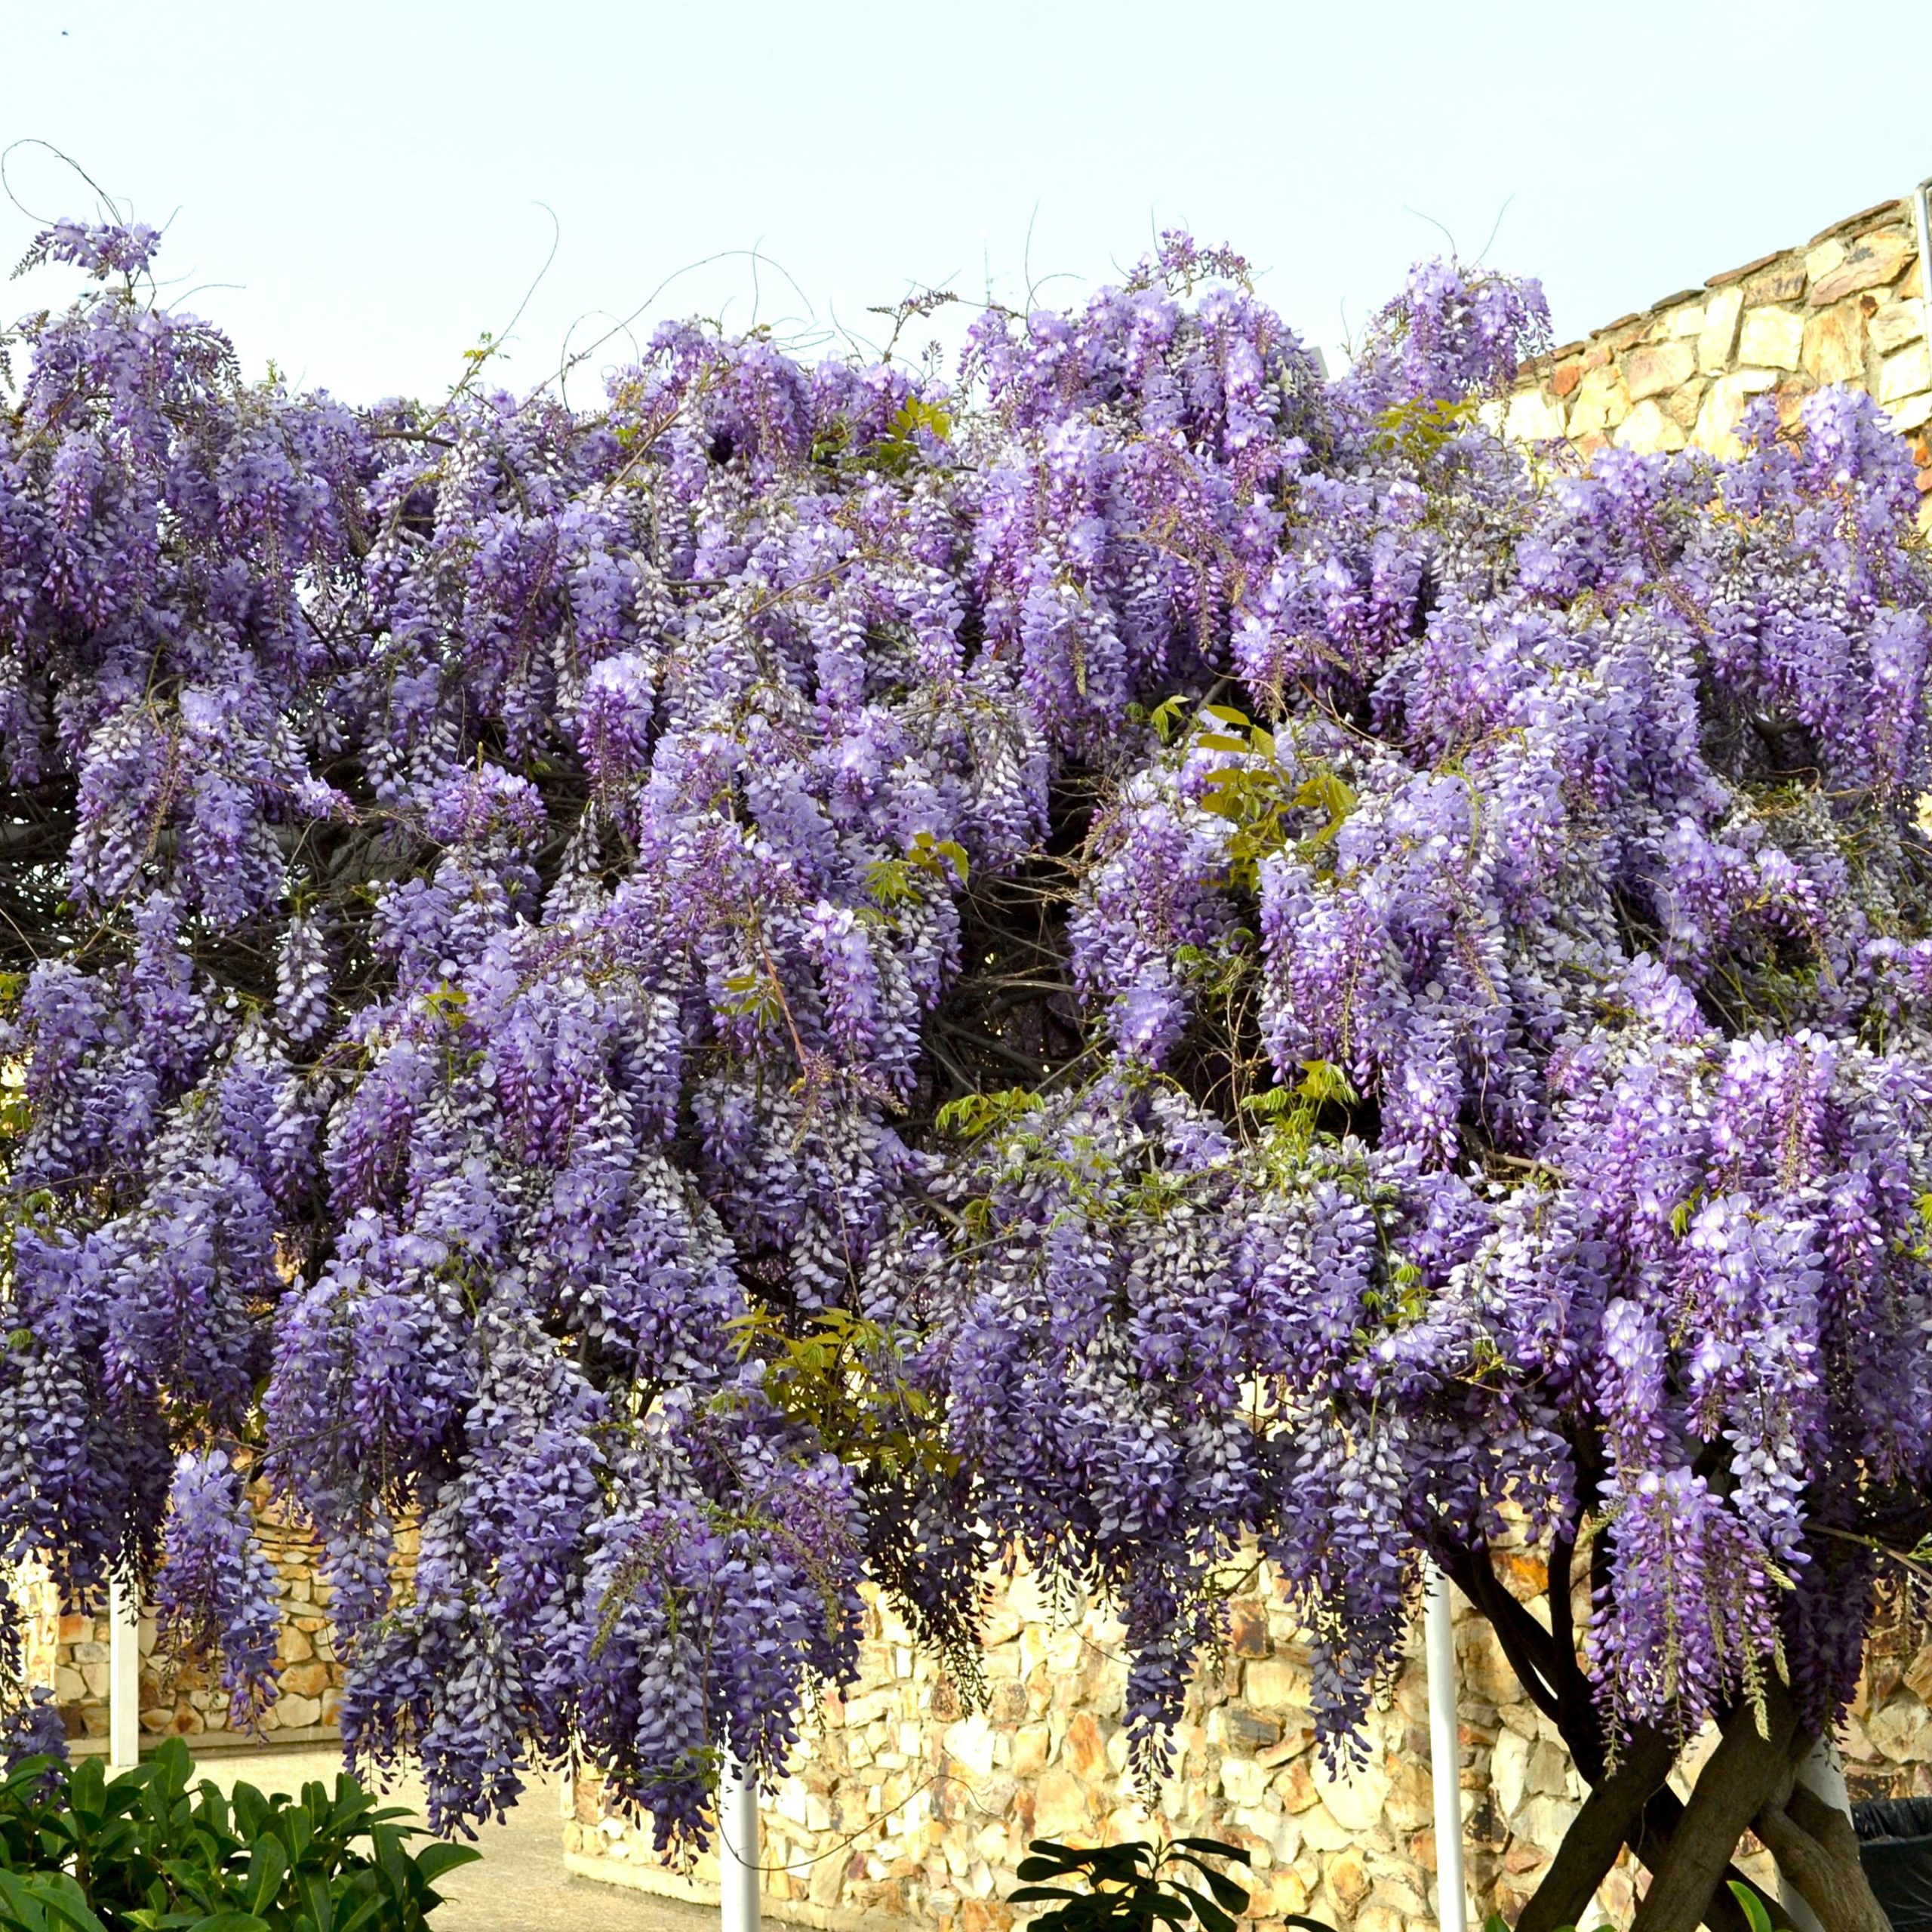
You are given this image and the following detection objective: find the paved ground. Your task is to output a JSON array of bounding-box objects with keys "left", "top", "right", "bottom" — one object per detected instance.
[{"left": 185, "top": 1745, "right": 717, "bottom": 1932}]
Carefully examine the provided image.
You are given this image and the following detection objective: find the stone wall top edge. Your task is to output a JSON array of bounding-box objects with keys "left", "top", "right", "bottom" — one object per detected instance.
[{"left": 1538, "top": 196, "right": 1917, "bottom": 361}]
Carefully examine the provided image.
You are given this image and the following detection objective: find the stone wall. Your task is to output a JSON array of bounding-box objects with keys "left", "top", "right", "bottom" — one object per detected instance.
[
  {"left": 11, "top": 1485, "right": 346, "bottom": 1753},
  {"left": 1497, "top": 194, "right": 1932, "bottom": 525},
  {"left": 568, "top": 1559, "right": 1932, "bottom": 1932}
]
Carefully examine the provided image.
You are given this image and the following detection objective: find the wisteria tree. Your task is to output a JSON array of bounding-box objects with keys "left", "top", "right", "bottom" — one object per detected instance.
[{"left": 1, "top": 212, "right": 1930, "bottom": 1932}]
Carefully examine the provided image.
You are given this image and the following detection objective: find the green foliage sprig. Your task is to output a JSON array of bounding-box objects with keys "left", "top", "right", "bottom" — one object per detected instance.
[{"left": 1009, "top": 1836, "right": 1299, "bottom": 1932}]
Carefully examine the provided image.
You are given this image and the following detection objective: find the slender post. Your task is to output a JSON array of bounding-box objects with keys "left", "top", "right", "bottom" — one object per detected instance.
[
  {"left": 107, "top": 1576, "right": 140, "bottom": 1769},
  {"left": 1425, "top": 1564, "right": 1469, "bottom": 1932},
  {"left": 720, "top": 1754, "right": 760, "bottom": 1932}
]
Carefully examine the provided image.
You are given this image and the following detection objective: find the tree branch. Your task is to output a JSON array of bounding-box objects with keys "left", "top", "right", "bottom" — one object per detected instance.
[
  {"left": 1630, "top": 1692, "right": 1799, "bottom": 1932},
  {"left": 1518, "top": 1727, "right": 1675, "bottom": 1932},
  {"left": 1750, "top": 1770, "right": 1891, "bottom": 1932}
]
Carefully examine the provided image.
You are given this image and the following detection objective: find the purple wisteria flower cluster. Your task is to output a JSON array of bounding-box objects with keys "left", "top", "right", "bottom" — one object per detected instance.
[{"left": 1, "top": 216, "right": 1930, "bottom": 1906}]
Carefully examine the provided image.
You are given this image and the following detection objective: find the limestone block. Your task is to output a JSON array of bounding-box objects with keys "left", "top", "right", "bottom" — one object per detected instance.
[
  {"left": 1865, "top": 1692, "right": 1932, "bottom": 1763},
  {"left": 1510, "top": 1792, "right": 1580, "bottom": 1855},
  {"left": 1694, "top": 368, "right": 1779, "bottom": 458},
  {"left": 1663, "top": 381, "right": 1704, "bottom": 428},
  {"left": 275, "top": 1691, "right": 321, "bottom": 1728},
  {"left": 996, "top": 1723, "right": 1043, "bottom": 1777},
  {"left": 1044, "top": 1628, "right": 1084, "bottom": 1675},
  {"left": 1326, "top": 1847, "right": 1371, "bottom": 1912},
  {"left": 1032, "top": 1768, "right": 1091, "bottom": 1839},
  {"left": 1223, "top": 1600, "right": 1269, "bottom": 1659},
  {"left": 1491, "top": 1728, "right": 1529, "bottom": 1819},
  {"left": 1567, "top": 365, "right": 1630, "bottom": 436},
  {"left": 1223, "top": 1709, "right": 1281, "bottom": 1755},
  {"left": 1371, "top": 1872, "right": 1429, "bottom": 1915},
  {"left": 1297, "top": 1802, "right": 1355, "bottom": 1853},
  {"left": 1745, "top": 260, "right": 1806, "bottom": 306},
  {"left": 1382, "top": 1753, "right": 1435, "bottom": 1834},
  {"left": 980, "top": 1604, "right": 1023, "bottom": 1646},
  {"left": 1352, "top": 1904, "right": 1405, "bottom": 1932},
  {"left": 1264, "top": 1810, "right": 1302, "bottom": 1866},
  {"left": 1803, "top": 300, "right": 1868, "bottom": 384},
  {"left": 1525, "top": 1738, "right": 1571, "bottom": 1799},
  {"left": 1879, "top": 343, "right": 1930, "bottom": 405},
  {"left": 1312, "top": 1751, "right": 1392, "bottom": 1832},
  {"left": 1615, "top": 401, "right": 1687, "bottom": 454},
  {"left": 1622, "top": 341, "right": 1695, "bottom": 401},
  {"left": 1698, "top": 287, "right": 1745, "bottom": 372},
  {"left": 1272, "top": 1864, "right": 1315, "bottom": 1915},
  {"left": 1739, "top": 306, "right": 1804, "bottom": 371},
  {"left": 944, "top": 1715, "right": 997, "bottom": 1781},
  {"left": 974, "top": 1781, "right": 1017, "bottom": 1823},
  {"left": 844, "top": 1688, "right": 893, "bottom": 1727},
  {"left": 279, "top": 1661, "right": 329, "bottom": 1698},
  {"left": 1667, "top": 303, "right": 1706, "bottom": 337},
  {"left": 809, "top": 1849, "right": 851, "bottom": 1908},
  {"left": 1804, "top": 238, "right": 1847, "bottom": 290},
  {"left": 1275, "top": 1755, "right": 1321, "bottom": 1814},
  {"left": 1872, "top": 300, "right": 1926, "bottom": 356},
  {"left": 1216, "top": 1756, "right": 1266, "bottom": 1807},
  {"left": 1812, "top": 232, "right": 1913, "bottom": 306},
  {"left": 1243, "top": 1657, "right": 1301, "bottom": 1707},
  {"left": 1505, "top": 389, "right": 1567, "bottom": 442}
]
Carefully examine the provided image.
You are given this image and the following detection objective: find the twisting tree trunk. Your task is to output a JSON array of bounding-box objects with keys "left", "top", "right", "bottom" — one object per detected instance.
[
  {"left": 1515, "top": 1731, "right": 1675, "bottom": 1932},
  {"left": 1752, "top": 1739, "right": 1891, "bottom": 1932},
  {"left": 1628, "top": 1694, "right": 1801, "bottom": 1932},
  {"left": 1445, "top": 1541, "right": 1803, "bottom": 1932}
]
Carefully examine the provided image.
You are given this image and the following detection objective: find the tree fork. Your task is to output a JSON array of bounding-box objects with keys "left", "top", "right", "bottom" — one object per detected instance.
[
  {"left": 1751, "top": 1755, "right": 1891, "bottom": 1932},
  {"left": 1449, "top": 1548, "right": 1790, "bottom": 1932},
  {"left": 1629, "top": 1693, "right": 1800, "bottom": 1932},
  {"left": 1516, "top": 1730, "right": 1675, "bottom": 1932}
]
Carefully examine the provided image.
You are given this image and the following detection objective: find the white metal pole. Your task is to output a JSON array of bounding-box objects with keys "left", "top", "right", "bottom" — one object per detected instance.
[
  {"left": 719, "top": 1754, "right": 760, "bottom": 1932},
  {"left": 107, "top": 1576, "right": 140, "bottom": 1769},
  {"left": 1424, "top": 1564, "right": 1469, "bottom": 1932}
]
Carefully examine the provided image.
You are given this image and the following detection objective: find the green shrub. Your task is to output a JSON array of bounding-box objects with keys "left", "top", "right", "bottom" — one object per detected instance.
[
  {"left": 0, "top": 1738, "right": 477, "bottom": 1931},
  {"left": 1010, "top": 1835, "right": 1332, "bottom": 1932}
]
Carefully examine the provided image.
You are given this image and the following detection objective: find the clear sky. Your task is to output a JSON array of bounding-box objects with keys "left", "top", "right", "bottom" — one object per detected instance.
[{"left": 6, "top": 0, "right": 1932, "bottom": 405}]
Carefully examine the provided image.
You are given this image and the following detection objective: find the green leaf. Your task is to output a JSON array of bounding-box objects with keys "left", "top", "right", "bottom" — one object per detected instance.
[
  {"left": 1169, "top": 1857, "right": 1248, "bottom": 1911},
  {"left": 1728, "top": 1881, "right": 1775, "bottom": 1932},
  {"left": 1297, "top": 1059, "right": 1358, "bottom": 1107},
  {"left": 244, "top": 1832, "right": 289, "bottom": 1913},
  {"left": 413, "top": 1841, "right": 481, "bottom": 1883},
  {"left": 1173, "top": 1884, "right": 1236, "bottom": 1932}
]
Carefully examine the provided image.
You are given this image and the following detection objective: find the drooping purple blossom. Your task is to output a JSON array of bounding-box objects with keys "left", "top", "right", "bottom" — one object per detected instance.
[{"left": 1, "top": 217, "right": 1930, "bottom": 1844}]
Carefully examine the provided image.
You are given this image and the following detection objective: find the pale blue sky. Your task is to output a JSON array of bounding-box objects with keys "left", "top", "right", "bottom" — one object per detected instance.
[{"left": 7, "top": 0, "right": 1931, "bottom": 403}]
